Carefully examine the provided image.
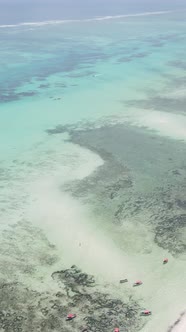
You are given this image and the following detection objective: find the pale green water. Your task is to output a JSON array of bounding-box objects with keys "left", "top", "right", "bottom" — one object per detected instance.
[{"left": 0, "top": 10, "right": 186, "bottom": 331}]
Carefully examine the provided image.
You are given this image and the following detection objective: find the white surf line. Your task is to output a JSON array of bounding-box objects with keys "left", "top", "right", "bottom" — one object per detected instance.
[{"left": 0, "top": 10, "right": 174, "bottom": 29}]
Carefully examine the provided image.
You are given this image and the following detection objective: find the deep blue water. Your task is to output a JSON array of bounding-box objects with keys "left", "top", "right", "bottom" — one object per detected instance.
[{"left": 0, "top": 0, "right": 186, "bottom": 24}]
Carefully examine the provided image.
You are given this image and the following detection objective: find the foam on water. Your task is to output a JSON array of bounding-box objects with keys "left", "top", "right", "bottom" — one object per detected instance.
[{"left": 0, "top": 10, "right": 173, "bottom": 29}]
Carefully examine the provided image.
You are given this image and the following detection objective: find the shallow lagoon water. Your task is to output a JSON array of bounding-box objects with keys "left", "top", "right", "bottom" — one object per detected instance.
[{"left": 0, "top": 10, "right": 186, "bottom": 332}]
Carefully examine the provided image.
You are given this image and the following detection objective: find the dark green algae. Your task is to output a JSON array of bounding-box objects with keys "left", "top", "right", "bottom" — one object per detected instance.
[
  {"left": 0, "top": 222, "right": 143, "bottom": 332},
  {"left": 47, "top": 121, "right": 186, "bottom": 255}
]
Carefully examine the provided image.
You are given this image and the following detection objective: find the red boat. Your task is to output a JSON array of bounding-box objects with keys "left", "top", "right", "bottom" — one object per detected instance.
[
  {"left": 66, "top": 314, "right": 76, "bottom": 321},
  {"left": 141, "top": 310, "right": 152, "bottom": 316},
  {"left": 133, "top": 280, "right": 143, "bottom": 287}
]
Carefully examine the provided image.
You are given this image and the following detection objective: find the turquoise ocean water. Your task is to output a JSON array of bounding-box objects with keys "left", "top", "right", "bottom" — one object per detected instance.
[
  {"left": 1, "top": 11, "right": 186, "bottom": 153},
  {"left": 0, "top": 9, "right": 186, "bottom": 332}
]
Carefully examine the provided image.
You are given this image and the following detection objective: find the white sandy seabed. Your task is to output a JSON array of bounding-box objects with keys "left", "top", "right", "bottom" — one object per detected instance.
[
  {"left": 21, "top": 126, "right": 186, "bottom": 332},
  {"left": 168, "top": 312, "right": 186, "bottom": 332},
  {"left": 3, "top": 116, "right": 186, "bottom": 332}
]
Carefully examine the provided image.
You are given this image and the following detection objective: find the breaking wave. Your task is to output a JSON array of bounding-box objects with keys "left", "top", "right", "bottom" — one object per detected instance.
[{"left": 0, "top": 10, "right": 173, "bottom": 29}]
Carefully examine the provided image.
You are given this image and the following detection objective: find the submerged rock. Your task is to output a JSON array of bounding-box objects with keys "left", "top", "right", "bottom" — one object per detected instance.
[
  {"left": 0, "top": 265, "right": 143, "bottom": 332},
  {"left": 51, "top": 266, "right": 143, "bottom": 332}
]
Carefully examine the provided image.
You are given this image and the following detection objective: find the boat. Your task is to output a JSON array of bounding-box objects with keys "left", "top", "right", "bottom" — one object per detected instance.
[
  {"left": 141, "top": 310, "right": 152, "bottom": 316},
  {"left": 120, "top": 279, "right": 128, "bottom": 283},
  {"left": 133, "top": 280, "right": 143, "bottom": 287},
  {"left": 66, "top": 314, "right": 76, "bottom": 321}
]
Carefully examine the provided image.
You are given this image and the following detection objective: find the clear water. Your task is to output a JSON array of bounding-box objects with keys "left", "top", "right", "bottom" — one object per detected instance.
[{"left": 0, "top": 9, "right": 186, "bottom": 331}]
